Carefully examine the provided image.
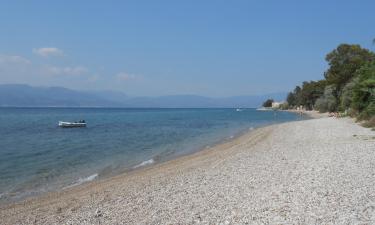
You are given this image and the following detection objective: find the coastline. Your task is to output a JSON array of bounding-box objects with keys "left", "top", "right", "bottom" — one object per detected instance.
[
  {"left": 258, "top": 108, "right": 327, "bottom": 119},
  {"left": 1, "top": 114, "right": 375, "bottom": 224},
  {"left": 282, "top": 109, "right": 328, "bottom": 119},
  {"left": 0, "top": 108, "right": 301, "bottom": 205},
  {"left": 0, "top": 109, "right": 300, "bottom": 206},
  {"left": 0, "top": 118, "right": 279, "bottom": 207}
]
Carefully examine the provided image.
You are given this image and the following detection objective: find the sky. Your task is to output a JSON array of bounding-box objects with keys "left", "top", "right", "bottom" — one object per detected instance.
[{"left": 0, "top": 0, "right": 374, "bottom": 97}]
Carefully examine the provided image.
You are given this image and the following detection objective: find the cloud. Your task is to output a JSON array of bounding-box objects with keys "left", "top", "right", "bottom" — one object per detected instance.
[
  {"left": 33, "top": 47, "right": 63, "bottom": 57},
  {"left": 116, "top": 72, "right": 137, "bottom": 81},
  {"left": 0, "top": 54, "right": 31, "bottom": 64},
  {"left": 43, "top": 65, "right": 88, "bottom": 76}
]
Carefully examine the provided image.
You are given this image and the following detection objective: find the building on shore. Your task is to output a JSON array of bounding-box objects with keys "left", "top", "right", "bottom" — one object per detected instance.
[{"left": 272, "top": 101, "right": 285, "bottom": 109}]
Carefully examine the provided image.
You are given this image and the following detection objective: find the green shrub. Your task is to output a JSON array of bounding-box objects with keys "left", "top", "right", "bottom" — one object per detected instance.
[
  {"left": 340, "top": 79, "right": 356, "bottom": 111},
  {"left": 314, "top": 85, "right": 337, "bottom": 112},
  {"left": 362, "top": 115, "right": 375, "bottom": 128},
  {"left": 279, "top": 102, "right": 289, "bottom": 110},
  {"left": 359, "top": 102, "right": 375, "bottom": 120},
  {"left": 351, "top": 62, "right": 375, "bottom": 116}
]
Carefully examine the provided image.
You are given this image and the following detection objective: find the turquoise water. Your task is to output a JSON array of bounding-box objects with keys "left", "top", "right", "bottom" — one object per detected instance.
[{"left": 0, "top": 108, "right": 302, "bottom": 203}]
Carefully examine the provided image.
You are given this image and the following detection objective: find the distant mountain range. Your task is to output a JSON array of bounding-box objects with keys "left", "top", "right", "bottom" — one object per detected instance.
[{"left": 0, "top": 84, "right": 287, "bottom": 108}]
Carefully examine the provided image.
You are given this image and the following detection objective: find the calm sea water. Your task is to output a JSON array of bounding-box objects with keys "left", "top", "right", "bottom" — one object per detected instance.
[{"left": 0, "top": 108, "right": 302, "bottom": 203}]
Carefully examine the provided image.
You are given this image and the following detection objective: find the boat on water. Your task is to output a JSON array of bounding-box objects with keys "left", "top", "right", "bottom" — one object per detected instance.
[
  {"left": 236, "top": 108, "right": 243, "bottom": 112},
  {"left": 58, "top": 120, "right": 86, "bottom": 128}
]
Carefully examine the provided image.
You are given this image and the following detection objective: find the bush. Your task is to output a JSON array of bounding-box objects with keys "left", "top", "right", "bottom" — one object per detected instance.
[
  {"left": 340, "top": 79, "right": 357, "bottom": 111},
  {"left": 362, "top": 115, "right": 375, "bottom": 128},
  {"left": 279, "top": 102, "right": 289, "bottom": 110},
  {"left": 351, "top": 62, "right": 375, "bottom": 116},
  {"left": 359, "top": 102, "right": 375, "bottom": 120},
  {"left": 314, "top": 98, "right": 326, "bottom": 113},
  {"left": 347, "top": 108, "right": 358, "bottom": 117},
  {"left": 314, "top": 85, "right": 337, "bottom": 112}
]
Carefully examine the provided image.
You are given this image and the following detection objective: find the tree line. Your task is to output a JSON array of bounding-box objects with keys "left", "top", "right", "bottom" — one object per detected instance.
[{"left": 286, "top": 43, "right": 375, "bottom": 122}]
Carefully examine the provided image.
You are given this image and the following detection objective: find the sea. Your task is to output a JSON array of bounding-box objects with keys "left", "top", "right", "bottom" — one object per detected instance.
[{"left": 0, "top": 108, "right": 303, "bottom": 203}]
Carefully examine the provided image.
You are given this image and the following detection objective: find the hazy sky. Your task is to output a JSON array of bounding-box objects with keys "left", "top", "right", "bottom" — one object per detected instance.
[{"left": 0, "top": 0, "right": 374, "bottom": 97}]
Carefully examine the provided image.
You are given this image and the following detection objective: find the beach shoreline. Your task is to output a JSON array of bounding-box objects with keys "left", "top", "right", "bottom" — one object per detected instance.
[
  {"left": 0, "top": 116, "right": 280, "bottom": 207},
  {"left": 0, "top": 108, "right": 301, "bottom": 205},
  {"left": 1, "top": 114, "right": 375, "bottom": 224},
  {"left": 0, "top": 109, "right": 301, "bottom": 206},
  {"left": 283, "top": 109, "right": 328, "bottom": 119}
]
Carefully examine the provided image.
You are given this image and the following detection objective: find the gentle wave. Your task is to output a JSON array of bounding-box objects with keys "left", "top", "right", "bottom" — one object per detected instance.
[
  {"left": 77, "top": 173, "right": 98, "bottom": 184},
  {"left": 64, "top": 173, "right": 99, "bottom": 189},
  {"left": 133, "top": 158, "right": 155, "bottom": 169}
]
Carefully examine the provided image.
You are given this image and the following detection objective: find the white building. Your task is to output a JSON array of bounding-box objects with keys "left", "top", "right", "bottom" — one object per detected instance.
[{"left": 272, "top": 101, "right": 285, "bottom": 108}]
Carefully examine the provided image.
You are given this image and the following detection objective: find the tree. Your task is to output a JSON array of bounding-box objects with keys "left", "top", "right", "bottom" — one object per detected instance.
[
  {"left": 286, "top": 92, "right": 296, "bottom": 107},
  {"left": 324, "top": 44, "right": 375, "bottom": 95},
  {"left": 315, "top": 85, "right": 337, "bottom": 113},
  {"left": 262, "top": 99, "right": 274, "bottom": 107},
  {"left": 293, "top": 86, "right": 302, "bottom": 106},
  {"left": 351, "top": 61, "right": 375, "bottom": 119},
  {"left": 340, "top": 78, "right": 357, "bottom": 111},
  {"left": 285, "top": 41, "right": 375, "bottom": 120},
  {"left": 298, "top": 80, "right": 326, "bottom": 110},
  {"left": 279, "top": 102, "right": 289, "bottom": 110},
  {"left": 287, "top": 86, "right": 302, "bottom": 107}
]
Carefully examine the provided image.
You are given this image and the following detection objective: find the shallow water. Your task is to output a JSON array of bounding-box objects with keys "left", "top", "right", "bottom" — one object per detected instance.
[{"left": 0, "top": 108, "right": 302, "bottom": 203}]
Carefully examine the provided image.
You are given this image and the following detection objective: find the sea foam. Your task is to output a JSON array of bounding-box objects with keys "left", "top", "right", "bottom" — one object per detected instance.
[
  {"left": 77, "top": 173, "right": 98, "bottom": 184},
  {"left": 133, "top": 158, "right": 155, "bottom": 169},
  {"left": 65, "top": 173, "right": 99, "bottom": 188}
]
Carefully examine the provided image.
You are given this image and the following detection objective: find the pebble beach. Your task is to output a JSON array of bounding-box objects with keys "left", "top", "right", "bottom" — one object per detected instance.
[{"left": 1, "top": 114, "right": 375, "bottom": 224}]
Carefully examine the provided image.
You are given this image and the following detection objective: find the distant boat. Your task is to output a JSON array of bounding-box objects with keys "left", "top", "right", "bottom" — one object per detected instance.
[
  {"left": 58, "top": 121, "right": 86, "bottom": 128},
  {"left": 236, "top": 108, "right": 243, "bottom": 112}
]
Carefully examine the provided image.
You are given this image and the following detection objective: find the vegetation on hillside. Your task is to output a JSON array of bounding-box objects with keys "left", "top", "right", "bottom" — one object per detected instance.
[
  {"left": 262, "top": 99, "right": 274, "bottom": 107},
  {"left": 286, "top": 42, "right": 375, "bottom": 125}
]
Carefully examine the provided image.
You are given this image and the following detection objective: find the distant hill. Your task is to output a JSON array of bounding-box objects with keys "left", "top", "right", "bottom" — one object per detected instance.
[
  {"left": 0, "top": 84, "right": 286, "bottom": 108},
  {"left": 0, "top": 84, "right": 118, "bottom": 107}
]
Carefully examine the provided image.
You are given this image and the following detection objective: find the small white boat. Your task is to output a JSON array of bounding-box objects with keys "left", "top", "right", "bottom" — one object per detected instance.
[
  {"left": 58, "top": 121, "right": 86, "bottom": 128},
  {"left": 236, "top": 108, "right": 243, "bottom": 112}
]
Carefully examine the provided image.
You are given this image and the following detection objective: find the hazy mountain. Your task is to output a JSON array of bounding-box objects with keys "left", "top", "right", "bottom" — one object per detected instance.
[
  {"left": 120, "top": 94, "right": 287, "bottom": 108},
  {"left": 0, "top": 84, "right": 286, "bottom": 108},
  {"left": 0, "top": 84, "right": 119, "bottom": 107},
  {"left": 86, "top": 90, "right": 130, "bottom": 103}
]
